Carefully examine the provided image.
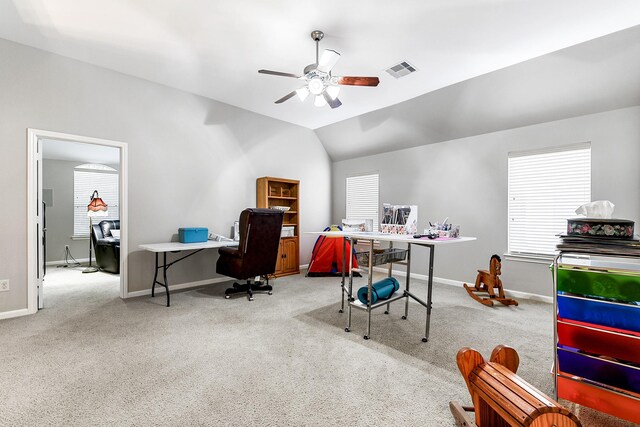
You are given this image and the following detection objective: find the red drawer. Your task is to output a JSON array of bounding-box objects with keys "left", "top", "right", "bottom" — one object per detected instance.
[
  {"left": 557, "top": 375, "right": 640, "bottom": 424},
  {"left": 557, "top": 318, "right": 640, "bottom": 365}
]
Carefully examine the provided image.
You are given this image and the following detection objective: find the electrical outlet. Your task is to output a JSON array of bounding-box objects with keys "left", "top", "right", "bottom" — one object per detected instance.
[
  {"left": 0, "top": 279, "right": 9, "bottom": 292},
  {"left": 65, "top": 245, "right": 69, "bottom": 251}
]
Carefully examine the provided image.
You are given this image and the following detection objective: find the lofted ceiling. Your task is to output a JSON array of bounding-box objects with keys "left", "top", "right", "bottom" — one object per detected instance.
[
  {"left": 319, "top": 25, "right": 640, "bottom": 161},
  {"left": 0, "top": 0, "right": 639, "bottom": 131}
]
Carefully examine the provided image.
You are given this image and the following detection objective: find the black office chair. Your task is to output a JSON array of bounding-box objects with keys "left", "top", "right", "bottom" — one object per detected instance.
[{"left": 216, "top": 208, "right": 284, "bottom": 300}]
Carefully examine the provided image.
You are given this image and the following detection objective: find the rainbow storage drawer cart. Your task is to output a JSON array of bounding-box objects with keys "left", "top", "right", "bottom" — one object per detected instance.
[{"left": 553, "top": 253, "right": 640, "bottom": 424}]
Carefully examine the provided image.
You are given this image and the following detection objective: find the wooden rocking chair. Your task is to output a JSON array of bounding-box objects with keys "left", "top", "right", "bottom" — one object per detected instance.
[{"left": 463, "top": 255, "right": 518, "bottom": 307}]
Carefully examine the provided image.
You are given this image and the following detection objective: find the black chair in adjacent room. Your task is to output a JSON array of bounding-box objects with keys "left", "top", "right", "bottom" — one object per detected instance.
[
  {"left": 91, "top": 220, "right": 120, "bottom": 274},
  {"left": 216, "top": 208, "right": 284, "bottom": 301}
]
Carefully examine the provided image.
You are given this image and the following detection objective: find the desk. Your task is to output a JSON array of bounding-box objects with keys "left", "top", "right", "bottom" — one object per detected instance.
[
  {"left": 307, "top": 231, "right": 475, "bottom": 341},
  {"left": 139, "top": 240, "right": 238, "bottom": 307}
]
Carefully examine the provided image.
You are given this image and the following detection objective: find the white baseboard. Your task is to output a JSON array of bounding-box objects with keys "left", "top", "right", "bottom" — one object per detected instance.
[
  {"left": 372, "top": 267, "right": 553, "bottom": 304},
  {"left": 46, "top": 258, "right": 89, "bottom": 266},
  {"left": 126, "top": 277, "right": 231, "bottom": 298},
  {"left": 0, "top": 308, "right": 32, "bottom": 320},
  {"left": 300, "top": 264, "right": 309, "bottom": 270},
  {"left": 500, "top": 289, "right": 553, "bottom": 304}
]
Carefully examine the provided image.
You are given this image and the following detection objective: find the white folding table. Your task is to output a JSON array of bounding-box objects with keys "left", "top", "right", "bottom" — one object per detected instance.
[
  {"left": 308, "top": 231, "right": 475, "bottom": 341},
  {"left": 139, "top": 240, "right": 238, "bottom": 307}
]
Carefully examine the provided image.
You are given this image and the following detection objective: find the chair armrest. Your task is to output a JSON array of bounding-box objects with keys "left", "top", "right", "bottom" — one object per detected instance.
[{"left": 219, "top": 246, "right": 241, "bottom": 259}]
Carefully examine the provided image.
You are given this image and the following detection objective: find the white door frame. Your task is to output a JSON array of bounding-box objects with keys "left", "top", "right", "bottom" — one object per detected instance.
[{"left": 27, "top": 129, "right": 129, "bottom": 313}]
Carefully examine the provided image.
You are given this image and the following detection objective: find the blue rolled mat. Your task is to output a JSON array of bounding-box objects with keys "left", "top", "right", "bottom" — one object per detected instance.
[{"left": 357, "top": 277, "right": 400, "bottom": 305}]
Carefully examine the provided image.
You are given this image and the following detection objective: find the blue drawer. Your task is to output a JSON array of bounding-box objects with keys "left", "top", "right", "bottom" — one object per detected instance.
[{"left": 557, "top": 294, "right": 640, "bottom": 332}]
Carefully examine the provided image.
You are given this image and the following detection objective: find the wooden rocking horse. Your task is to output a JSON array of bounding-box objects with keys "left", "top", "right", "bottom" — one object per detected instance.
[
  {"left": 463, "top": 255, "right": 518, "bottom": 307},
  {"left": 450, "top": 345, "right": 581, "bottom": 427}
]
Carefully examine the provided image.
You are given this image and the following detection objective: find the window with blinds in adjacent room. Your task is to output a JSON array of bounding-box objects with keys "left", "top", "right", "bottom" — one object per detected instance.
[
  {"left": 508, "top": 143, "right": 591, "bottom": 257},
  {"left": 73, "top": 164, "right": 119, "bottom": 237},
  {"left": 346, "top": 173, "right": 379, "bottom": 232}
]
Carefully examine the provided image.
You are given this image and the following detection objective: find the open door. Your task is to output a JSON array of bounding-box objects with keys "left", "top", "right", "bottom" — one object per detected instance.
[
  {"left": 28, "top": 129, "right": 129, "bottom": 314},
  {"left": 35, "top": 138, "right": 45, "bottom": 309}
]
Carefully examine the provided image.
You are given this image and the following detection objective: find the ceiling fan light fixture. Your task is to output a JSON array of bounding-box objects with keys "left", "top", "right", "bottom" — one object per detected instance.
[
  {"left": 260, "top": 30, "right": 379, "bottom": 107},
  {"left": 314, "top": 94, "right": 327, "bottom": 107},
  {"left": 296, "top": 87, "right": 310, "bottom": 101},
  {"left": 308, "top": 77, "right": 324, "bottom": 95},
  {"left": 326, "top": 85, "right": 340, "bottom": 100}
]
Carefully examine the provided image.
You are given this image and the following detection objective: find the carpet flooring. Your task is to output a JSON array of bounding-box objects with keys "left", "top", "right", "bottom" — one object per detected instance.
[{"left": 1, "top": 267, "right": 635, "bottom": 426}]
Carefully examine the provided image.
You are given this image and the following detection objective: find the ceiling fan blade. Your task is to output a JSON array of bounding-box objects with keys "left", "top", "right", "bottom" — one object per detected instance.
[
  {"left": 337, "top": 76, "right": 380, "bottom": 87},
  {"left": 274, "top": 90, "right": 297, "bottom": 104},
  {"left": 259, "top": 69, "right": 301, "bottom": 78},
  {"left": 322, "top": 91, "right": 342, "bottom": 109},
  {"left": 316, "top": 49, "right": 340, "bottom": 73}
]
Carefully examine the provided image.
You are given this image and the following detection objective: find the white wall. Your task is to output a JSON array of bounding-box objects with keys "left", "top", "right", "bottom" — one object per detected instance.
[
  {"left": 332, "top": 106, "right": 640, "bottom": 297},
  {"left": 43, "top": 159, "right": 120, "bottom": 263},
  {"left": 0, "top": 38, "right": 332, "bottom": 314}
]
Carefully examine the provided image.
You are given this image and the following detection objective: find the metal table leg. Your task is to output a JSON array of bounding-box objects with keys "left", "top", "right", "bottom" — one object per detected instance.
[
  {"left": 364, "top": 241, "right": 374, "bottom": 340},
  {"left": 385, "top": 242, "right": 393, "bottom": 315},
  {"left": 163, "top": 252, "right": 170, "bottom": 307},
  {"left": 340, "top": 237, "right": 346, "bottom": 313},
  {"left": 403, "top": 245, "right": 412, "bottom": 320},
  {"left": 152, "top": 252, "right": 159, "bottom": 297},
  {"left": 151, "top": 252, "right": 171, "bottom": 307},
  {"left": 151, "top": 249, "right": 205, "bottom": 307},
  {"left": 151, "top": 252, "right": 171, "bottom": 306},
  {"left": 346, "top": 237, "right": 354, "bottom": 333},
  {"left": 423, "top": 245, "right": 434, "bottom": 342}
]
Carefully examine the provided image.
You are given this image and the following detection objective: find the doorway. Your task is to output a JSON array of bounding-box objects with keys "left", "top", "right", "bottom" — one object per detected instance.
[{"left": 27, "top": 129, "right": 128, "bottom": 313}]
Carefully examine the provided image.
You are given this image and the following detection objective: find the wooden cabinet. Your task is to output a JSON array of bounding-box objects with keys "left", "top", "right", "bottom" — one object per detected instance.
[
  {"left": 274, "top": 237, "right": 299, "bottom": 276},
  {"left": 257, "top": 177, "right": 300, "bottom": 277}
]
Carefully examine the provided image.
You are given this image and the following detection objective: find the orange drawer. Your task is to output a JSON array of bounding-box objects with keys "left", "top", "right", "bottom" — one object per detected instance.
[{"left": 557, "top": 375, "right": 640, "bottom": 424}]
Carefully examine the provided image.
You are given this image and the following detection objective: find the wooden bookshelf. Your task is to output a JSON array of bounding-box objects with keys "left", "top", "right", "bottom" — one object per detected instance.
[{"left": 257, "top": 177, "right": 300, "bottom": 277}]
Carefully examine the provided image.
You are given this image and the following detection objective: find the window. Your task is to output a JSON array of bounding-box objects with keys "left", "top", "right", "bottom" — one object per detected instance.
[
  {"left": 508, "top": 143, "right": 591, "bottom": 256},
  {"left": 74, "top": 164, "right": 119, "bottom": 237},
  {"left": 346, "top": 173, "right": 379, "bottom": 232}
]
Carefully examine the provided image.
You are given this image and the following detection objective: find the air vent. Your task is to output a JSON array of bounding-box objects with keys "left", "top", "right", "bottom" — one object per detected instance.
[{"left": 385, "top": 61, "right": 417, "bottom": 79}]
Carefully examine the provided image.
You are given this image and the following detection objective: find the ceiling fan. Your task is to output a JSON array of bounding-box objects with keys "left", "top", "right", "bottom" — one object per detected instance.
[{"left": 258, "top": 30, "right": 380, "bottom": 109}]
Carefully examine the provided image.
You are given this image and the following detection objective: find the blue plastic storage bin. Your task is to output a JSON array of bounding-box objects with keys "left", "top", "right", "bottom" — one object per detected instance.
[{"left": 178, "top": 227, "right": 208, "bottom": 243}]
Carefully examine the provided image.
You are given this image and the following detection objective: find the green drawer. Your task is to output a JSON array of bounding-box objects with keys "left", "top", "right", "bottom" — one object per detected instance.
[{"left": 557, "top": 267, "right": 640, "bottom": 303}]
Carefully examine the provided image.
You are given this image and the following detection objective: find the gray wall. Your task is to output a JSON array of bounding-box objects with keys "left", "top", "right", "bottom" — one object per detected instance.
[
  {"left": 332, "top": 106, "right": 640, "bottom": 297},
  {"left": 0, "top": 38, "right": 331, "bottom": 313},
  {"left": 42, "top": 159, "right": 119, "bottom": 263}
]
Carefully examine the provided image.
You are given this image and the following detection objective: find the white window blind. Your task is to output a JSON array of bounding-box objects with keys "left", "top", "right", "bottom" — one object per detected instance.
[
  {"left": 346, "top": 173, "right": 379, "bottom": 232},
  {"left": 74, "top": 167, "right": 119, "bottom": 237},
  {"left": 508, "top": 143, "right": 591, "bottom": 256}
]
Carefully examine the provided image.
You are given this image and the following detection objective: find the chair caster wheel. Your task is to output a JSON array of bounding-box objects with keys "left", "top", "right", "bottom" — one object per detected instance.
[
  {"left": 225, "top": 295, "right": 230, "bottom": 299},
  {"left": 384, "top": 310, "right": 389, "bottom": 315},
  {"left": 268, "top": 291, "right": 272, "bottom": 295},
  {"left": 363, "top": 335, "right": 370, "bottom": 340},
  {"left": 422, "top": 337, "right": 428, "bottom": 343},
  {"left": 338, "top": 309, "right": 343, "bottom": 313},
  {"left": 345, "top": 328, "right": 350, "bottom": 332},
  {"left": 401, "top": 315, "right": 407, "bottom": 320}
]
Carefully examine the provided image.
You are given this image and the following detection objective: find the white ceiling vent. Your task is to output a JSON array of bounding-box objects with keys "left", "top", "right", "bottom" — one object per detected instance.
[{"left": 385, "top": 61, "right": 417, "bottom": 78}]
